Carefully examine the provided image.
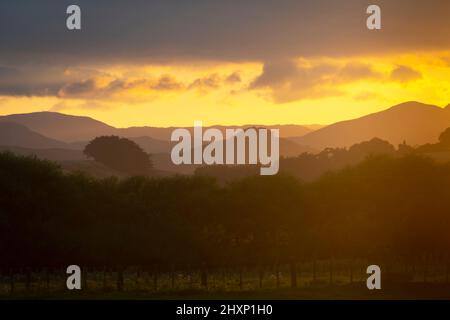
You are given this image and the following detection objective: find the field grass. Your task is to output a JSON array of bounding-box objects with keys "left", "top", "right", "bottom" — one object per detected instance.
[
  {"left": 2, "top": 261, "right": 450, "bottom": 300},
  {"left": 3, "top": 283, "right": 450, "bottom": 300}
]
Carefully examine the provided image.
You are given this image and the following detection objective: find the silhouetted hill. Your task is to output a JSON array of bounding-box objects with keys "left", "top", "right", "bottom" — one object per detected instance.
[
  {"left": 0, "top": 112, "right": 116, "bottom": 142},
  {"left": 279, "top": 137, "right": 317, "bottom": 156},
  {"left": 291, "top": 102, "right": 450, "bottom": 149},
  {"left": 0, "top": 122, "right": 70, "bottom": 149},
  {"left": 0, "top": 111, "right": 317, "bottom": 143},
  {"left": 196, "top": 137, "right": 398, "bottom": 183},
  {"left": 0, "top": 145, "right": 85, "bottom": 161},
  {"left": 118, "top": 124, "right": 315, "bottom": 141},
  {"left": 0, "top": 111, "right": 316, "bottom": 162}
]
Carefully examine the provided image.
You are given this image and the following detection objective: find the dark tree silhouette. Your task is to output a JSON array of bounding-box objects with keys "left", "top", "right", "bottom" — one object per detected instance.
[
  {"left": 84, "top": 136, "right": 152, "bottom": 175},
  {"left": 1, "top": 127, "right": 450, "bottom": 294}
]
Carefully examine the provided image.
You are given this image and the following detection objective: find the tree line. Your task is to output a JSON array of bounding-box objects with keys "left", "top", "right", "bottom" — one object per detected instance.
[
  {"left": 196, "top": 127, "right": 450, "bottom": 183},
  {"left": 1, "top": 149, "right": 450, "bottom": 290}
]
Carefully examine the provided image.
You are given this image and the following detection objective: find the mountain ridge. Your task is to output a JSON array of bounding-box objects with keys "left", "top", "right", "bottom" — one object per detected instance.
[
  {"left": 1, "top": 101, "right": 450, "bottom": 157},
  {"left": 0, "top": 111, "right": 317, "bottom": 142},
  {"left": 0, "top": 122, "right": 70, "bottom": 149},
  {"left": 290, "top": 101, "right": 450, "bottom": 149}
]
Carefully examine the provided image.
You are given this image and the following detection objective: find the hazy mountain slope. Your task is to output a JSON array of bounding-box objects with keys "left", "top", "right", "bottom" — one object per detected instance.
[
  {"left": 9, "top": 101, "right": 450, "bottom": 156},
  {"left": 0, "top": 122, "right": 70, "bottom": 149},
  {"left": 0, "top": 111, "right": 316, "bottom": 143},
  {"left": 0, "top": 146, "right": 86, "bottom": 161},
  {"left": 0, "top": 112, "right": 116, "bottom": 142},
  {"left": 124, "top": 136, "right": 172, "bottom": 154},
  {"left": 279, "top": 137, "right": 317, "bottom": 156},
  {"left": 118, "top": 124, "right": 314, "bottom": 141},
  {"left": 291, "top": 102, "right": 450, "bottom": 149}
]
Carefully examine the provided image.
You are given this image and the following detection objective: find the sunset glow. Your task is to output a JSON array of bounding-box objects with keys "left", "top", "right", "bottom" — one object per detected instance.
[{"left": 1, "top": 52, "right": 449, "bottom": 128}]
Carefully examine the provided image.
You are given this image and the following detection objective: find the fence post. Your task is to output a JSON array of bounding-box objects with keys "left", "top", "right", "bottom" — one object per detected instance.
[
  {"left": 117, "top": 268, "right": 124, "bottom": 292},
  {"left": 329, "top": 259, "right": 333, "bottom": 284},
  {"left": 313, "top": 260, "right": 317, "bottom": 282},
  {"left": 9, "top": 269, "right": 14, "bottom": 295},
  {"left": 258, "top": 266, "right": 264, "bottom": 289},
  {"left": 276, "top": 264, "right": 280, "bottom": 289},
  {"left": 239, "top": 268, "right": 243, "bottom": 290},
  {"left": 290, "top": 262, "right": 297, "bottom": 288},
  {"left": 201, "top": 267, "right": 208, "bottom": 288},
  {"left": 153, "top": 268, "right": 158, "bottom": 291},
  {"left": 171, "top": 265, "right": 175, "bottom": 289}
]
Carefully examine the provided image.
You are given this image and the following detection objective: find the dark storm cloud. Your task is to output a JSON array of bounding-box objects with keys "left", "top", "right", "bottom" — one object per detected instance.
[
  {"left": 0, "top": 65, "right": 65, "bottom": 96},
  {"left": 0, "top": 0, "right": 449, "bottom": 66},
  {"left": 0, "top": 0, "right": 448, "bottom": 99},
  {"left": 0, "top": 66, "right": 20, "bottom": 77},
  {"left": 0, "top": 83, "right": 60, "bottom": 97}
]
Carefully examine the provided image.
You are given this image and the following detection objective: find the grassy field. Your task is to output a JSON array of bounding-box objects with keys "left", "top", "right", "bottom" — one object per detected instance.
[
  {"left": 2, "top": 263, "right": 450, "bottom": 300},
  {"left": 3, "top": 283, "right": 450, "bottom": 300}
]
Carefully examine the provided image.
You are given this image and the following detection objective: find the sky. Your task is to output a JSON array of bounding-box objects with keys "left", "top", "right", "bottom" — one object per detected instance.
[{"left": 0, "top": 0, "right": 449, "bottom": 127}]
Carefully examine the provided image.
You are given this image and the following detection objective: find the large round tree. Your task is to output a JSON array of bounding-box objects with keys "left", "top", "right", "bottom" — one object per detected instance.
[{"left": 84, "top": 136, "right": 153, "bottom": 175}]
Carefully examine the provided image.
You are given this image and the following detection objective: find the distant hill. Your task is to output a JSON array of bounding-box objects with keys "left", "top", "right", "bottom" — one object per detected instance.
[
  {"left": 291, "top": 102, "right": 450, "bottom": 149},
  {"left": 149, "top": 136, "right": 315, "bottom": 175},
  {"left": 3, "top": 101, "right": 450, "bottom": 179},
  {"left": 304, "top": 124, "right": 325, "bottom": 131},
  {"left": 0, "top": 112, "right": 116, "bottom": 142},
  {"left": 0, "top": 145, "right": 86, "bottom": 161},
  {"left": 279, "top": 137, "right": 317, "bottom": 156},
  {"left": 0, "top": 111, "right": 316, "bottom": 143},
  {"left": 0, "top": 111, "right": 317, "bottom": 165},
  {"left": 0, "top": 120, "right": 314, "bottom": 176},
  {"left": 0, "top": 122, "right": 70, "bottom": 149},
  {"left": 119, "top": 124, "right": 314, "bottom": 141}
]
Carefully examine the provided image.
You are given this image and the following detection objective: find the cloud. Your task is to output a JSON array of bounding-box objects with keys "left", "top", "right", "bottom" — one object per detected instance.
[
  {"left": 56, "top": 72, "right": 241, "bottom": 100},
  {"left": 58, "top": 79, "right": 97, "bottom": 97},
  {"left": 250, "top": 60, "right": 380, "bottom": 103},
  {"left": 338, "top": 63, "right": 381, "bottom": 82},
  {"left": 0, "top": 66, "right": 48, "bottom": 96},
  {"left": 151, "top": 75, "right": 184, "bottom": 91},
  {"left": 0, "top": 65, "right": 101, "bottom": 97},
  {"left": 444, "top": 56, "right": 450, "bottom": 67},
  {"left": 57, "top": 74, "right": 185, "bottom": 99},
  {"left": 0, "top": 60, "right": 245, "bottom": 99},
  {"left": 188, "top": 74, "right": 221, "bottom": 91},
  {"left": 77, "top": 101, "right": 112, "bottom": 110},
  {"left": 0, "top": 1, "right": 447, "bottom": 103},
  {"left": 0, "top": 0, "right": 449, "bottom": 66},
  {"left": 50, "top": 101, "right": 111, "bottom": 111},
  {"left": 250, "top": 60, "right": 299, "bottom": 89},
  {"left": 353, "top": 91, "right": 382, "bottom": 101},
  {"left": 0, "top": 66, "right": 19, "bottom": 77},
  {"left": 0, "top": 83, "right": 61, "bottom": 97},
  {"left": 225, "top": 72, "right": 242, "bottom": 84},
  {"left": 390, "top": 65, "right": 422, "bottom": 82}
]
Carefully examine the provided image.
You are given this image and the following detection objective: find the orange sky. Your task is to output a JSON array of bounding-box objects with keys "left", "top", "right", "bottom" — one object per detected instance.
[
  {"left": 1, "top": 51, "right": 449, "bottom": 127},
  {"left": 1, "top": 1, "right": 449, "bottom": 128}
]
